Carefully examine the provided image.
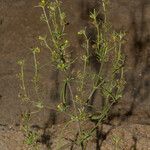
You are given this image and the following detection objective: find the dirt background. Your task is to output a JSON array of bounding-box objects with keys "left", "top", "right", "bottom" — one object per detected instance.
[{"left": 0, "top": 0, "right": 150, "bottom": 149}]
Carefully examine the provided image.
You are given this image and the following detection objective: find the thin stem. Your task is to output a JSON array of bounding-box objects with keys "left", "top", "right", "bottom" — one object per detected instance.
[
  {"left": 42, "top": 7, "right": 58, "bottom": 49},
  {"left": 80, "top": 59, "right": 87, "bottom": 91},
  {"left": 80, "top": 101, "right": 115, "bottom": 143},
  {"left": 102, "top": 0, "right": 107, "bottom": 23},
  {"left": 84, "top": 33, "right": 89, "bottom": 57},
  {"left": 21, "top": 65, "right": 26, "bottom": 93},
  {"left": 42, "top": 7, "right": 53, "bottom": 38},
  {"left": 86, "top": 62, "right": 104, "bottom": 104},
  {"left": 80, "top": 32, "right": 89, "bottom": 91},
  {"left": 33, "top": 52, "right": 38, "bottom": 79},
  {"left": 44, "top": 39, "right": 53, "bottom": 52},
  {"left": 54, "top": 11, "right": 58, "bottom": 32},
  {"left": 33, "top": 52, "right": 39, "bottom": 96},
  {"left": 96, "top": 24, "right": 101, "bottom": 50},
  {"left": 67, "top": 82, "right": 82, "bottom": 134},
  {"left": 20, "top": 63, "right": 29, "bottom": 101},
  {"left": 61, "top": 80, "right": 67, "bottom": 104},
  {"left": 56, "top": 0, "right": 65, "bottom": 32}
]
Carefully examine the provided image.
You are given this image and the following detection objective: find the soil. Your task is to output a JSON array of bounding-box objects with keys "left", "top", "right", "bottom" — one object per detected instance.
[{"left": 0, "top": 0, "right": 150, "bottom": 149}]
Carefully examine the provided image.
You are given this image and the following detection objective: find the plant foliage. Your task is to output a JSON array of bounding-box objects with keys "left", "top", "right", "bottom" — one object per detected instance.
[{"left": 17, "top": 0, "right": 126, "bottom": 149}]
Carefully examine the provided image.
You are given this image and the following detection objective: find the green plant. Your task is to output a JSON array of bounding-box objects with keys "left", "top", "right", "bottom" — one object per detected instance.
[
  {"left": 21, "top": 112, "right": 39, "bottom": 149},
  {"left": 17, "top": 60, "right": 29, "bottom": 102},
  {"left": 17, "top": 0, "right": 126, "bottom": 149}
]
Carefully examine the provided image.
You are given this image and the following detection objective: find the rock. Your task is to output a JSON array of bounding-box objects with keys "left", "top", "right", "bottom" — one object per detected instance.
[
  {"left": 50, "top": 123, "right": 150, "bottom": 150},
  {"left": 0, "top": 128, "right": 29, "bottom": 150},
  {"left": 101, "top": 124, "right": 150, "bottom": 150}
]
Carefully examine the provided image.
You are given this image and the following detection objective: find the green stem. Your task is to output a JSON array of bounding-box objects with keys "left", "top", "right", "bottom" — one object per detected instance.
[
  {"left": 20, "top": 64, "right": 28, "bottom": 100},
  {"left": 80, "top": 32, "right": 89, "bottom": 91},
  {"left": 43, "top": 39, "right": 52, "bottom": 52},
  {"left": 102, "top": 0, "right": 107, "bottom": 23},
  {"left": 56, "top": 0, "right": 65, "bottom": 32},
  {"left": 80, "top": 101, "right": 115, "bottom": 143},
  {"left": 42, "top": 7, "right": 53, "bottom": 38},
  {"left": 42, "top": 7, "right": 58, "bottom": 49},
  {"left": 67, "top": 82, "right": 82, "bottom": 135},
  {"left": 86, "top": 62, "right": 104, "bottom": 104},
  {"left": 33, "top": 52, "right": 39, "bottom": 99}
]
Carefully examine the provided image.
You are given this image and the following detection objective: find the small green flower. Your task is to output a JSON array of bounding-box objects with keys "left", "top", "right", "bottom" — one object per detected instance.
[
  {"left": 89, "top": 9, "right": 98, "bottom": 21},
  {"left": 47, "top": 2, "right": 57, "bottom": 12},
  {"left": 57, "top": 62, "right": 68, "bottom": 71},
  {"left": 78, "top": 29, "right": 85, "bottom": 35},
  {"left": 81, "top": 55, "right": 88, "bottom": 61},
  {"left": 32, "top": 47, "right": 40, "bottom": 53},
  {"left": 38, "top": 35, "right": 45, "bottom": 41},
  {"left": 17, "top": 60, "right": 25, "bottom": 66},
  {"left": 36, "top": 101, "right": 44, "bottom": 109},
  {"left": 60, "top": 12, "right": 66, "bottom": 21},
  {"left": 118, "top": 31, "right": 126, "bottom": 40},
  {"left": 39, "top": 0, "right": 46, "bottom": 7},
  {"left": 57, "top": 102, "right": 67, "bottom": 112},
  {"left": 60, "top": 40, "right": 69, "bottom": 50}
]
